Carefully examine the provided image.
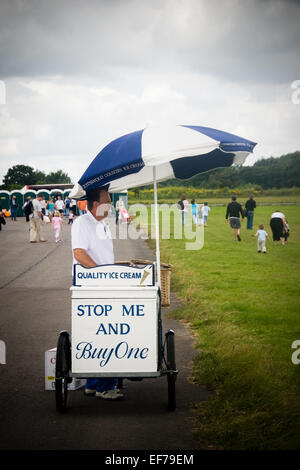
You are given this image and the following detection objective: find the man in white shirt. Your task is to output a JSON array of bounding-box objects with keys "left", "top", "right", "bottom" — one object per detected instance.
[
  {"left": 55, "top": 196, "right": 65, "bottom": 215},
  {"left": 71, "top": 186, "right": 124, "bottom": 401},
  {"left": 30, "top": 195, "right": 47, "bottom": 243}
]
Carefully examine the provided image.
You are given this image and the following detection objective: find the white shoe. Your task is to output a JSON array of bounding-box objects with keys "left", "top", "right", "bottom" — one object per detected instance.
[
  {"left": 84, "top": 388, "right": 96, "bottom": 396},
  {"left": 96, "top": 389, "right": 124, "bottom": 400}
]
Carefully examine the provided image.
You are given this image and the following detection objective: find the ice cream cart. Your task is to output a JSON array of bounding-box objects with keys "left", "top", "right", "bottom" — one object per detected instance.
[
  {"left": 55, "top": 262, "right": 177, "bottom": 412},
  {"left": 56, "top": 124, "right": 256, "bottom": 413}
]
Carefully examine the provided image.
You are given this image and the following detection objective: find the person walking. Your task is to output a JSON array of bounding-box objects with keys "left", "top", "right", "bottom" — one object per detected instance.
[
  {"left": 47, "top": 198, "right": 55, "bottom": 220},
  {"left": 178, "top": 195, "right": 189, "bottom": 225},
  {"left": 190, "top": 199, "right": 198, "bottom": 225},
  {"left": 0, "top": 204, "right": 6, "bottom": 231},
  {"left": 10, "top": 196, "right": 18, "bottom": 221},
  {"left": 70, "top": 198, "right": 77, "bottom": 217},
  {"left": 68, "top": 209, "right": 74, "bottom": 225},
  {"left": 225, "top": 196, "right": 244, "bottom": 241},
  {"left": 255, "top": 224, "right": 269, "bottom": 253},
  {"left": 71, "top": 186, "right": 124, "bottom": 401},
  {"left": 202, "top": 202, "right": 211, "bottom": 227},
  {"left": 55, "top": 195, "right": 65, "bottom": 215},
  {"left": 22, "top": 197, "right": 32, "bottom": 222},
  {"left": 39, "top": 195, "right": 47, "bottom": 217},
  {"left": 29, "top": 195, "right": 47, "bottom": 243},
  {"left": 52, "top": 210, "right": 63, "bottom": 243},
  {"left": 270, "top": 210, "right": 287, "bottom": 245},
  {"left": 245, "top": 194, "right": 256, "bottom": 230},
  {"left": 115, "top": 197, "right": 124, "bottom": 224},
  {"left": 64, "top": 197, "right": 71, "bottom": 217},
  {"left": 77, "top": 199, "right": 87, "bottom": 216}
]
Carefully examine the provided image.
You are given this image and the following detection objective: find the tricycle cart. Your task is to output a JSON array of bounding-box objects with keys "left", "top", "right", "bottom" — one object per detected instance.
[
  {"left": 55, "top": 262, "right": 178, "bottom": 412},
  {"left": 58, "top": 124, "right": 255, "bottom": 414}
]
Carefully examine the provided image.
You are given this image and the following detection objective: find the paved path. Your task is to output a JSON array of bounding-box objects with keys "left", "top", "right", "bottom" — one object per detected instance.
[{"left": 0, "top": 217, "right": 209, "bottom": 450}]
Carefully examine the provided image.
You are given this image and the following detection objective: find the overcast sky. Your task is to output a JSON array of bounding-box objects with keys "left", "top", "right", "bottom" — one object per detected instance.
[{"left": 0, "top": 0, "right": 299, "bottom": 184}]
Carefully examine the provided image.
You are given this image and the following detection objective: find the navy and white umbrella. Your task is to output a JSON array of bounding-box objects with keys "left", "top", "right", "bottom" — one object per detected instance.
[
  {"left": 71, "top": 124, "right": 256, "bottom": 197},
  {"left": 70, "top": 124, "right": 256, "bottom": 285}
]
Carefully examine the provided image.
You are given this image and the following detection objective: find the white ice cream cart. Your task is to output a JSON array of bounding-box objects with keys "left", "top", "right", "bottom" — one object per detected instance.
[{"left": 55, "top": 262, "right": 177, "bottom": 412}]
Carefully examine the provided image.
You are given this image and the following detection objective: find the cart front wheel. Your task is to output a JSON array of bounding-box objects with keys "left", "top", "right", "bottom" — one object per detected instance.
[
  {"left": 166, "top": 330, "right": 177, "bottom": 411},
  {"left": 55, "top": 330, "right": 71, "bottom": 413}
]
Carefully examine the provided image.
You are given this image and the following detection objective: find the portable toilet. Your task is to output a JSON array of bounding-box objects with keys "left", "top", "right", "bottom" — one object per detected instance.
[
  {"left": 23, "top": 189, "right": 37, "bottom": 203},
  {"left": 0, "top": 190, "right": 10, "bottom": 211},
  {"left": 50, "top": 189, "right": 64, "bottom": 201},
  {"left": 10, "top": 190, "right": 24, "bottom": 217},
  {"left": 36, "top": 189, "right": 50, "bottom": 201}
]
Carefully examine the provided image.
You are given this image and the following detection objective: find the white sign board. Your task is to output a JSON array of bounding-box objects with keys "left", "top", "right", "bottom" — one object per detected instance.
[
  {"left": 71, "top": 293, "right": 158, "bottom": 375},
  {"left": 73, "top": 264, "right": 155, "bottom": 287}
]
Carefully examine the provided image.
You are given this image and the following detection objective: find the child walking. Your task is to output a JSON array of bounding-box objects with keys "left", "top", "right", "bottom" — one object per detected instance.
[
  {"left": 255, "top": 224, "right": 269, "bottom": 253},
  {"left": 52, "top": 210, "right": 63, "bottom": 243},
  {"left": 190, "top": 199, "right": 198, "bottom": 225},
  {"left": 202, "top": 202, "right": 211, "bottom": 226},
  {"left": 68, "top": 209, "right": 74, "bottom": 225}
]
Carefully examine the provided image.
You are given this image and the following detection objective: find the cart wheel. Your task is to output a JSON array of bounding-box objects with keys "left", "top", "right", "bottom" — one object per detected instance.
[
  {"left": 55, "top": 331, "right": 71, "bottom": 413},
  {"left": 166, "top": 330, "right": 176, "bottom": 411}
]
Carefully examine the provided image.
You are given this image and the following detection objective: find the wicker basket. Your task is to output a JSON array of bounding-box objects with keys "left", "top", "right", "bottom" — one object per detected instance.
[
  {"left": 115, "top": 260, "right": 134, "bottom": 266},
  {"left": 160, "top": 264, "right": 172, "bottom": 307},
  {"left": 131, "top": 259, "right": 173, "bottom": 307}
]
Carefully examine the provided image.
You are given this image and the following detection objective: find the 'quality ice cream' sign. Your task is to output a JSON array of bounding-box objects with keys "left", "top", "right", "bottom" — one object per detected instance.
[{"left": 73, "top": 264, "right": 155, "bottom": 287}]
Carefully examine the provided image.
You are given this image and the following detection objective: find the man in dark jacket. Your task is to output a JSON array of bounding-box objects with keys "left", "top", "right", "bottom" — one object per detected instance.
[
  {"left": 226, "top": 196, "right": 244, "bottom": 241},
  {"left": 245, "top": 194, "right": 256, "bottom": 230}
]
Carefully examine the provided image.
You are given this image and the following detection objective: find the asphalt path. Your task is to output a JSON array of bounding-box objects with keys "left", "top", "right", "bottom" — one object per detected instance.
[{"left": 0, "top": 216, "right": 209, "bottom": 450}]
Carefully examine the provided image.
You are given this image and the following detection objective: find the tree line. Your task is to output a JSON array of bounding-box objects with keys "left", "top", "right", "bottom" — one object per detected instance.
[
  {"left": 0, "top": 165, "right": 71, "bottom": 190},
  {"left": 2, "top": 151, "right": 299, "bottom": 192},
  {"left": 154, "top": 151, "right": 300, "bottom": 190}
]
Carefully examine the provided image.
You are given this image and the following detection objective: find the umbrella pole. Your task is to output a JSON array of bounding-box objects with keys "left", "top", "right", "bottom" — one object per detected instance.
[{"left": 153, "top": 166, "right": 161, "bottom": 287}]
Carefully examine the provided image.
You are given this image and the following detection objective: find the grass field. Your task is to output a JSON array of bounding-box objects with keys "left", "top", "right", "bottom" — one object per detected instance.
[
  {"left": 142, "top": 204, "right": 300, "bottom": 449},
  {"left": 129, "top": 195, "right": 300, "bottom": 206}
]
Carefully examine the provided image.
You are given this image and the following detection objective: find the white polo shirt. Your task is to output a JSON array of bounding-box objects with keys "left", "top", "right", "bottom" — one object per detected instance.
[
  {"left": 31, "top": 198, "right": 42, "bottom": 219},
  {"left": 71, "top": 210, "right": 114, "bottom": 269},
  {"left": 56, "top": 199, "right": 65, "bottom": 211}
]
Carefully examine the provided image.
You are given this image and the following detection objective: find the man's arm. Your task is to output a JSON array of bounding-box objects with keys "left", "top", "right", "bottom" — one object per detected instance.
[{"left": 73, "top": 248, "right": 98, "bottom": 268}]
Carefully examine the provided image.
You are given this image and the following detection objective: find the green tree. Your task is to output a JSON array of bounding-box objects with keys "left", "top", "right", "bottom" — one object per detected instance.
[
  {"left": 2, "top": 165, "right": 72, "bottom": 190},
  {"left": 45, "top": 170, "right": 71, "bottom": 184},
  {"left": 3, "top": 165, "right": 37, "bottom": 190}
]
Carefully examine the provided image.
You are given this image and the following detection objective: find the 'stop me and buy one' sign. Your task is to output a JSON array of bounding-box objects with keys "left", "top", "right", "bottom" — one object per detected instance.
[{"left": 71, "top": 263, "right": 158, "bottom": 375}]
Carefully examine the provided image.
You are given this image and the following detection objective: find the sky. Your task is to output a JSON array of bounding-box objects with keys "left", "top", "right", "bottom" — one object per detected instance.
[{"left": 0, "top": 0, "right": 299, "bottom": 184}]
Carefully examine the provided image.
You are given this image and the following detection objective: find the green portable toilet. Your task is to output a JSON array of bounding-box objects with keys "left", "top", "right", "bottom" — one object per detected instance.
[
  {"left": 50, "top": 189, "right": 63, "bottom": 201},
  {"left": 23, "top": 190, "right": 37, "bottom": 201},
  {"left": 0, "top": 190, "right": 10, "bottom": 211},
  {"left": 36, "top": 190, "right": 50, "bottom": 201},
  {"left": 10, "top": 190, "right": 24, "bottom": 217}
]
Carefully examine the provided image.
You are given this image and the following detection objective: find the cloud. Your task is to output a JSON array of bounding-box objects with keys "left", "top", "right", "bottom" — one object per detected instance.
[
  {"left": 0, "top": 0, "right": 299, "bottom": 184},
  {"left": 0, "top": 0, "right": 299, "bottom": 83}
]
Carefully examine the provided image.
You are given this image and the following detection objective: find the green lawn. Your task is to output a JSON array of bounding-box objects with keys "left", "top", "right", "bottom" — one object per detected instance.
[
  {"left": 144, "top": 205, "right": 300, "bottom": 449},
  {"left": 129, "top": 194, "right": 300, "bottom": 206}
]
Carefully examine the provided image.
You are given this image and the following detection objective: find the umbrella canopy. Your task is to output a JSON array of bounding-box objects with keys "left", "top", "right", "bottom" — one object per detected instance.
[{"left": 70, "top": 125, "right": 256, "bottom": 198}]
